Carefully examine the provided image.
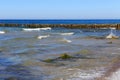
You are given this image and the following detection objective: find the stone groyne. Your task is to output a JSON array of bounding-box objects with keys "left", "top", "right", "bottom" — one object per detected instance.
[{"left": 0, "top": 24, "right": 120, "bottom": 29}]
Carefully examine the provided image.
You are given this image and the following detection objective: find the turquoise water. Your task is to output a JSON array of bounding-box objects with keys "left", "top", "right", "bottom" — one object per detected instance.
[{"left": 0, "top": 27, "right": 120, "bottom": 80}]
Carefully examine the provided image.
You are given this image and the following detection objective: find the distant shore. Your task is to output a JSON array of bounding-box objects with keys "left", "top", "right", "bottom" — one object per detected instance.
[{"left": 0, "top": 23, "right": 120, "bottom": 29}]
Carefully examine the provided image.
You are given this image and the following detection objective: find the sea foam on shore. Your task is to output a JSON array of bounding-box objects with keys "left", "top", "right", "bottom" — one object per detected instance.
[
  {"left": 67, "top": 68, "right": 105, "bottom": 80},
  {"left": 106, "top": 69, "right": 120, "bottom": 80}
]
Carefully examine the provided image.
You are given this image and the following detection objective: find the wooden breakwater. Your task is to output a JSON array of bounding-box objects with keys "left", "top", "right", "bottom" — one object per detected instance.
[{"left": 0, "top": 23, "right": 120, "bottom": 29}]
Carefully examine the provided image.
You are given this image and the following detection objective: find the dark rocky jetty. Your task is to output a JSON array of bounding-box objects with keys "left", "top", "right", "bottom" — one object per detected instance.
[{"left": 0, "top": 23, "right": 120, "bottom": 29}]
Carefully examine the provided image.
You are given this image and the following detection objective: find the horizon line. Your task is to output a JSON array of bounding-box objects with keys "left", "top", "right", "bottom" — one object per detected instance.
[{"left": 0, "top": 18, "right": 120, "bottom": 20}]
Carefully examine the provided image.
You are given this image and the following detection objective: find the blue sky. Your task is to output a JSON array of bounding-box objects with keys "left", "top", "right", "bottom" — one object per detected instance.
[{"left": 0, "top": 0, "right": 120, "bottom": 19}]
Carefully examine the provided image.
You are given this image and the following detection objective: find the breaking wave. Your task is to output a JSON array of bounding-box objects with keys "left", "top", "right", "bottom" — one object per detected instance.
[
  {"left": 39, "top": 27, "right": 51, "bottom": 30},
  {"left": 106, "top": 27, "right": 119, "bottom": 39},
  {"left": 37, "top": 35, "right": 50, "bottom": 39},
  {"left": 23, "top": 27, "right": 51, "bottom": 31},
  {"left": 106, "top": 69, "right": 120, "bottom": 80},
  {"left": 61, "top": 38, "right": 72, "bottom": 43},
  {"left": 0, "top": 31, "right": 5, "bottom": 34},
  {"left": 60, "top": 32, "right": 74, "bottom": 36},
  {"left": 68, "top": 69, "right": 104, "bottom": 80}
]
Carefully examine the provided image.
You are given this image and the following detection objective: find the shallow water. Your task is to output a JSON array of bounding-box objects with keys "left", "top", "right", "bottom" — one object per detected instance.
[{"left": 0, "top": 27, "right": 120, "bottom": 80}]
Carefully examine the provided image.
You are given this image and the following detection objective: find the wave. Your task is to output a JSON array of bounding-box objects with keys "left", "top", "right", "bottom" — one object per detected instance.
[
  {"left": 106, "top": 28, "right": 119, "bottom": 39},
  {"left": 23, "top": 27, "right": 51, "bottom": 31},
  {"left": 37, "top": 35, "right": 50, "bottom": 39},
  {"left": 0, "top": 31, "right": 5, "bottom": 34},
  {"left": 23, "top": 28, "right": 40, "bottom": 31},
  {"left": 60, "top": 32, "right": 74, "bottom": 36},
  {"left": 39, "top": 27, "right": 51, "bottom": 30},
  {"left": 68, "top": 69, "right": 104, "bottom": 80},
  {"left": 106, "top": 33, "right": 119, "bottom": 39},
  {"left": 107, "top": 69, "right": 120, "bottom": 80},
  {"left": 61, "top": 38, "right": 72, "bottom": 43}
]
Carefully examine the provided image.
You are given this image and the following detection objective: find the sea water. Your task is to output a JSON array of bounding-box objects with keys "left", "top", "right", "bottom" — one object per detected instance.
[
  {"left": 0, "top": 25, "right": 120, "bottom": 80},
  {"left": 0, "top": 19, "right": 120, "bottom": 24}
]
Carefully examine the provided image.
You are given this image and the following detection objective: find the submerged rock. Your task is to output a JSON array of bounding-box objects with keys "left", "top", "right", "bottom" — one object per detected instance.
[
  {"left": 43, "top": 53, "right": 73, "bottom": 63},
  {"left": 43, "top": 58, "right": 54, "bottom": 63},
  {"left": 43, "top": 53, "right": 95, "bottom": 64},
  {"left": 59, "top": 53, "right": 73, "bottom": 59}
]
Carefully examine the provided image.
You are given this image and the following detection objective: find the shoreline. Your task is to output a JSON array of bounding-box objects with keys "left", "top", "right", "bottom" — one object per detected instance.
[
  {"left": 0, "top": 24, "right": 120, "bottom": 29},
  {"left": 97, "top": 56, "right": 120, "bottom": 80}
]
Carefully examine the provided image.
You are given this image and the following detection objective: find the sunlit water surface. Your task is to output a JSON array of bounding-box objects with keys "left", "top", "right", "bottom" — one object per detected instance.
[{"left": 0, "top": 27, "right": 120, "bottom": 80}]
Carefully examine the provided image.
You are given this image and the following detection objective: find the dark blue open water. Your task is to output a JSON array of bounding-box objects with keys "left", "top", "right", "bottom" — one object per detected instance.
[{"left": 0, "top": 19, "right": 120, "bottom": 24}]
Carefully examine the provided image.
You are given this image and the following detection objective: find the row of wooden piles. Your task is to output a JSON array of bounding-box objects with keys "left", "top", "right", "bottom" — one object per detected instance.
[{"left": 0, "top": 24, "right": 120, "bottom": 29}]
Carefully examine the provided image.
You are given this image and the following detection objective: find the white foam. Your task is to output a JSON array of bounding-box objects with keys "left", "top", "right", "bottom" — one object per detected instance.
[
  {"left": 37, "top": 35, "right": 50, "bottom": 39},
  {"left": 62, "top": 38, "right": 72, "bottom": 43},
  {"left": 106, "top": 69, "right": 120, "bottom": 80},
  {"left": 39, "top": 27, "right": 51, "bottom": 30},
  {"left": 101, "top": 28, "right": 108, "bottom": 29},
  {"left": 68, "top": 69, "right": 104, "bottom": 80},
  {"left": 106, "top": 33, "right": 119, "bottom": 39},
  {"left": 106, "top": 28, "right": 119, "bottom": 39},
  {"left": 23, "top": 27, "right": 51, "bottom": 31},
  {"left": 117, "top": 48, "right": 120, "bottom": 50},
  {"left": 60, "top": 32, "right": 74, "bottom": 36},
  {"left": 110, "top": 27, "right": 116, "bottom": 30},
  {"left": 0, "top": 31, "right": 5, "bottom": 34},
  {"left": 112, "top": 53, "right": 119, "bottom": 54},
  {"left": 23, "top": 28, "right": 40, "bottom": 31}
]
